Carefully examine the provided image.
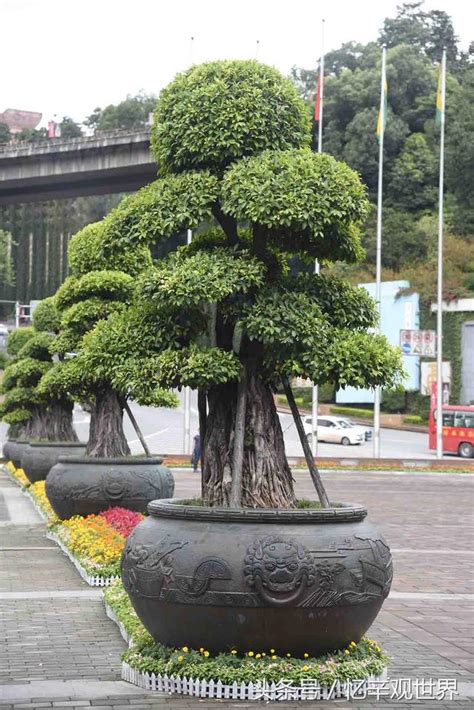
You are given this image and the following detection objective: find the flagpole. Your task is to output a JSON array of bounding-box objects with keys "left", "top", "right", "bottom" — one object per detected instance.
[
  {"left": 183, "top": 228, "right": 193, "bottom": 455},
  {"left": 436, "top": 48, "right": 447, "bottom": 459},
  {"left": 311, "top": 18, "right": 325, "bottom": 458},
  {"left": 373, "top": 44, "right": 386, "bottom": 459}
]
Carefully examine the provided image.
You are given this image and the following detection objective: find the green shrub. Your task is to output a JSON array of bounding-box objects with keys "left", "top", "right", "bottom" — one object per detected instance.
[
  {"left": 6, "top": 327, "right": 34, "bottom": 356},
  {"left": 403, "top": 414, "right": 424, "bottom": 424},
  {"left": 382, "top": 388, "right": 406, "bottom": 413},
  {"left": 329, "top": 405, "right": 373, "bottom": 418},
  {"left": 32, "top": 297, "right": 60, "bottom": 334}
]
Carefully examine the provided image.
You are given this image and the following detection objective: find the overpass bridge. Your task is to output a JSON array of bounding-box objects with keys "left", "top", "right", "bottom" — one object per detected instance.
[{"left": 0, "top": 130, "right": 157, "bottom": 205}]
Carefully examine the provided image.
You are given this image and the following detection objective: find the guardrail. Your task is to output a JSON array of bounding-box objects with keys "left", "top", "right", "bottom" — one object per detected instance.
[{"left": 0, "top": 128, "right": 151, "bottom": 155}]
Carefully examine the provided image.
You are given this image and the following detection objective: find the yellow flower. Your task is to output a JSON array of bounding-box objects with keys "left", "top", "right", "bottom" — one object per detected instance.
[
  {"left": 303, "top": 653, "right": 309, "bottom": 658},
  {"left": 303, "top": 665, "right": 309, "bottom": 671},
  {"left": 350, "top": 641, "right": 356, "bottom": 647},
  {"left": 203, "top": 651, "right": 210, "bottom": 658},
  {"left": 199, "top": 647, "right": 204, "bottom": 652},
  {"left": 262, "top": 653, "right": 266, "bottom": 657},
  {"left": 182, "top": 646, "right": 189, "bottom": 653},
  {"left": 286, "top": 653, "right": 291, "bottom": 657},
  {"left": 270, "top": 648, "right": 275, "bottom": 653},
  {"left": 271, "top": 655, "right": 277, "bottom": 660},
  {"left": 248, "top": 651, "right": 254, "bottom": 657},
  {"left": 178, "top": 655, "right": 184, "bottom": 662},
  {"left": 255, "top": 653, "right": 261, "bottom": 659},
  {"left": 344, "top": 649, "right": 350, "bottom": 655},
  {"left": 230, "top": 650, "right": 237, "bottom": 655}
]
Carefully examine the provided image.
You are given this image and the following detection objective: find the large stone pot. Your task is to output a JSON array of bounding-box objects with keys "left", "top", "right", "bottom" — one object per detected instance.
[
  {"left": 6, "top": 440, "right": 30, "bottom": 469},
  {"left": 122, "top": 500, "right": 393, "bottom": 657},
  {"left": 21, "top": 442, "right": 87, "bottom": 484},
  {"left": 45, "top": 456, "right": 174, "bottom": 519}
]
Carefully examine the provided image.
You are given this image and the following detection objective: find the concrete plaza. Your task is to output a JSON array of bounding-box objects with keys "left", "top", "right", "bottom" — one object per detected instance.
[{"left": 0, "top": 467, "right": 473, "bottom": 709}]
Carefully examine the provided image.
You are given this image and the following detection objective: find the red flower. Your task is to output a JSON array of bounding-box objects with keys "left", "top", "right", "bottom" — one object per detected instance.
[{"left": 99, "top": 507, "right": 144, "bottom": 537}]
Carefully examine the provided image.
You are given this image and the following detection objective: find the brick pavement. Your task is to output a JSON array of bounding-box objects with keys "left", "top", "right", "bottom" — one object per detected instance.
[{"left": 0, "top": 467, "right": 472, "bottom": 709}]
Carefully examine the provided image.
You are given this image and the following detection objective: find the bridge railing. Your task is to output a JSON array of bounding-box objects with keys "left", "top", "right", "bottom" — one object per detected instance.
[{"left": 0, "top": 127, "right": 151, "bottom": 155}]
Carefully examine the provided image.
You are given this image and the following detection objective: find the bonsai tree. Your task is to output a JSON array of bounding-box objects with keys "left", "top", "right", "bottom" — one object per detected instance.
[
  {"left": 91, "top": 60, "right": 404, "bottom": 507},
  {"left": 50, "top": 220, "right": 174, "bottom": 458},
  {"left": 0, "top": 305, "right": 77, "bottom": 441}
]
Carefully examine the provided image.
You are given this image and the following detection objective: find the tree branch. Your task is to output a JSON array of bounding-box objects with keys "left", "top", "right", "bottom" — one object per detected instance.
[
  {"left": 212, "top": 202, "right": 238, "bottom": 245},
  {"left": 282, "top": 376, "right": 330, "bottom": 508}
]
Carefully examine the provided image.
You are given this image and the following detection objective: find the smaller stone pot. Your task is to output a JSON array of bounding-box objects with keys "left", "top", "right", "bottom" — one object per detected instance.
[
  {"left": 2, "top": 438, "right": 15, "bottom": 462},
  {"left": 21, "top": 442, "right": 87, "bottom": 484},
  {"left": 6, "top": 440, "right": 30, "bottom": 469},
  {"left": 45, "top": 456, "right": 175, "bottom": 519}
]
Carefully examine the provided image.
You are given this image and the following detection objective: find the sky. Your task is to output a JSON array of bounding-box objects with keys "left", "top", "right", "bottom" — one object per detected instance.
[{"left": 1, "top": 0, "right": 472, "bottom": 127}]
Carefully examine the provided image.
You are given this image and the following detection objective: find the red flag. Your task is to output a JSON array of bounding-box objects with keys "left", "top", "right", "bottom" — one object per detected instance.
[
  {"left": 47, "top": 121, "right": 56, "bottom": 138},
  {"left": 314, "top": 74, "right": 321, "bottom": 121}
]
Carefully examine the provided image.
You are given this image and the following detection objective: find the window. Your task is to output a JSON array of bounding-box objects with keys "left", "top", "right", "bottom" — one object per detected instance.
[
  {"left": 318, "top": 419, "right": 329, "bottom": 427},
  {"left": 442, "top": 411, "right": 454, "bottom": 426}
]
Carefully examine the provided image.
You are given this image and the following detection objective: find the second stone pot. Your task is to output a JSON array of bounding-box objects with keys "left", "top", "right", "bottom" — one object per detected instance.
[
  {"left": 45, "top": 456, "right": 175, "bottom": 519},
  {"left": 7, "top": 439, "right": 30, "bottom": 469},
  {"left": 21, "top": 442, "right": 87, "bottom": 484}
]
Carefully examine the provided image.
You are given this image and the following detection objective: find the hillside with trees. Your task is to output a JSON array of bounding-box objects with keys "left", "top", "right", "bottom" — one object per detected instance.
[{"left": 291, "top": 1, "right": 473, "bottom": 306}]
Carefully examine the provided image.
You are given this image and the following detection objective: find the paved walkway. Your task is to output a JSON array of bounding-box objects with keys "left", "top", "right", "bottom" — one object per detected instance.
[{"left": 0, "top": 467, "right": 473, "bottom": 709}]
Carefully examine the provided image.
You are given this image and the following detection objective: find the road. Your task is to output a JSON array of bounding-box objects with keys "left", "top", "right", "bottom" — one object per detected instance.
[{"left": 0, "top": 389, "right": 442, "bottom": 460}]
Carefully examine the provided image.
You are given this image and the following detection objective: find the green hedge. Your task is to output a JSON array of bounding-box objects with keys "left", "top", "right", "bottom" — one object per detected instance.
[
  {"left": 403, "top": 414, "right": 424, "bottom": 424},
  {"left": 329, "top": 405, "right": 373, "bottom": 419}
]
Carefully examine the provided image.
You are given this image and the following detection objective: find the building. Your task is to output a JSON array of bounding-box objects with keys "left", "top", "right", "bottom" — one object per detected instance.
[
  {"left": 336, "top": 280, "right": 420, "bottom": 404},
  {"left": 0, "top": 109, "right": 42, "bottom": 135}
]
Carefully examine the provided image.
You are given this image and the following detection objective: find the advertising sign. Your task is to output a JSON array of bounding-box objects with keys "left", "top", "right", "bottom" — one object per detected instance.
[{"left": 421, "top": 362, "right": 451, "bottom": 398}]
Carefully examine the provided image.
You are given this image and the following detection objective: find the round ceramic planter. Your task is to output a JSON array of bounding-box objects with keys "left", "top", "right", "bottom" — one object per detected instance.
[
  {"left": 6, "top": 440, "right": 30, "bottom": 469},
  {"left": 2, "top": 438, "right": 15, "bottom": 462},
  {"left": 21, "top": 442, "right": 87, "bottom": 484},
  {"left": 122, "top": 500, "right": 393, "bottom": 657},
  {"left": 45, "top": 456, "right": 175, "bottom": 519}
]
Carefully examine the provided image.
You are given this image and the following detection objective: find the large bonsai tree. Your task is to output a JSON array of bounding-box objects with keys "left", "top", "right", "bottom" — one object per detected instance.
[
  {"left": 50, "top": 221, "right": 174, "bottom": 458},
  {"left": 87, "top": 60, "right": 403, "bottom": 507},
  {"left": 0, "top": 301, "right": 77, "bottom": 442}
]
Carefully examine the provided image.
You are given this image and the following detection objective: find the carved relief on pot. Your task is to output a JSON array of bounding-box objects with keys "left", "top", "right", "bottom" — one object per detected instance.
[
  {"left": 244, "top": 536, "right": 316, "bottom": 607},
  {"left": 101, "top": 472, "right": 130, "bottom": 501},
  {"left": 122, "top": 535, "right": 188, "bottom": 598}
]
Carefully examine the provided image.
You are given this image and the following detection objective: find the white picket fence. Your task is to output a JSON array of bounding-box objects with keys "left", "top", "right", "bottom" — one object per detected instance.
[
  {"left": 121, "top": 662, "right": 388, "bottom": 701},
  {"left": 46, "top": 531, "right": 120, "bottom": 587}
]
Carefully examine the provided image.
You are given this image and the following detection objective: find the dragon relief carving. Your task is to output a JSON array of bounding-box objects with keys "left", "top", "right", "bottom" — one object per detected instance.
[{"left": 244, "top": 536, "right": 316, "bottom": 607}]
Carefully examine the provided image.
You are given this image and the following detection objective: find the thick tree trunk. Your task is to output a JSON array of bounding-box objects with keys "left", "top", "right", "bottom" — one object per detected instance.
[
  {"left": 86, "top": 388, "right": 130, "bottom": 458},
  {"left": 23, "top": 402, "right": 78, "bottom": 442},
  {"left": 203, "top": 369, "right": 296, "bottom": 508}
]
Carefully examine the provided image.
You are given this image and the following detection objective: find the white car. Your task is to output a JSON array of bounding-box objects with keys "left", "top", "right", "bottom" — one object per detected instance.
[{"left": 303, "top": 415, "right": 365, "bottom": 446}]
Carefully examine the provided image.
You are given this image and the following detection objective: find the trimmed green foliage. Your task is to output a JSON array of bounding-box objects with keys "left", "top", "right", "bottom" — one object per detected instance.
[
  {"left": 221, "top": 150, "right": 369, "bottom": 262},
  {"left": 151, "top": 60, "right": 311, "bottom": 173},
  {"left": 56, "top": 271, "right": 134, "bottom": 311},
  {"left": 32, "top": 297, "right": 60, "bottom": 334},
  {"left": 102, "top": 172, "right": 218, "bottom": 250},
  {"left": 6, "top": 327, "right": 34, "bottom": 356},
  {"left": 403, "top": 414, "right": 423, "bottom": 424},
  {"left": 17, "top": 333, "right": 54, "bottom": 362},
  {"left": 68, "top": 221, "right": 152, "bottom": 276}
]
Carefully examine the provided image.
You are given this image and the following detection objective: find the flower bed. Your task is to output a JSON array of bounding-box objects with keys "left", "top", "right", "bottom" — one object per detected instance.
[
  {"left": 3, "top": 463, "right": 143, "bottom": 584},
  {"left": 104, "top": 581, "right": 389, "bottom": 700}
]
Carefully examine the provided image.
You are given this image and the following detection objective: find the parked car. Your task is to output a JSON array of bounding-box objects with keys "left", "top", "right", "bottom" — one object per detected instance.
[
  {"left": 337, "top": 417, "right": 372, "bottom": 441},
  {"left": 303, "top": 415, "right": 365, "bottom": 446}
]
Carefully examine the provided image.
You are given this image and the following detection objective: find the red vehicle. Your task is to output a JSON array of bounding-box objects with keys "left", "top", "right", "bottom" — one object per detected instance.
[{"left": 429, "top": 389, "right": 474, "bottom": 458}]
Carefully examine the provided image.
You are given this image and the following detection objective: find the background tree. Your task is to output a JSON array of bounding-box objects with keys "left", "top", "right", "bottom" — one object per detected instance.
[
  {"left": 51, "top": 220, "right": 173, "bottom": 457},
  {"left": 0, "top": 123, "right": 11, "bottom": 143},
  {"left": 85, "top": 92, "right": 157, "bottom": 132},
  {"left": 96, "top": 60, "right": 404, "bottom": 508},
  {"left": 59, "top": 116, "right": 83, "bottom": 138},
  {"left": 0, "top": 302, "right": 78, "bottom": 441}
]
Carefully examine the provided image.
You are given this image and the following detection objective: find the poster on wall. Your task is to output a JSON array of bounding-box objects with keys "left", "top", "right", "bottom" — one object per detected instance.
[{"left": 421, "top": 361, "right": 451, "bottom": 397}]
